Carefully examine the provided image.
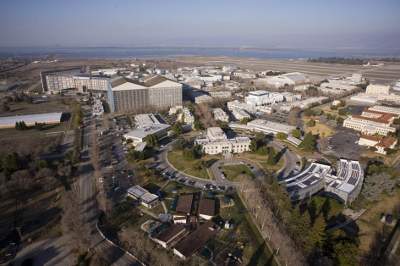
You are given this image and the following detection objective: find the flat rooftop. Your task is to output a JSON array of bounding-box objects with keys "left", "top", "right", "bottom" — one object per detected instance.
[{"left": 0, "top": 112, "right": 63, "bottom": 128}]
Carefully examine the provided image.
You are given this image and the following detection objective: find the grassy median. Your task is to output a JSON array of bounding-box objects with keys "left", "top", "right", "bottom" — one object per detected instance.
[
  {"left": 167, "top": 150, "right": 218, "bottom": 179},
  {"left": 221, "top": 164, "right": 254, "bottom": 181}
]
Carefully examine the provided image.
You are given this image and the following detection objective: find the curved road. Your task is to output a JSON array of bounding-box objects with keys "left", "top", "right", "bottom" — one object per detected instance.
[{"left": 155, "top": 138, "right": 301, "bottom": 189}]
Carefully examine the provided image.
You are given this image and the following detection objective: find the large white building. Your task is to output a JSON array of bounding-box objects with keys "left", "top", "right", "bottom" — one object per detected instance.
[
  {"left": 279, "top": 97, "right": 328, "bottom": 112},
  {"left": 227, "top": 100, "right": 257, "bottom": 114},
  {"left": 358, "top": 135, "right": 398, "bottom": 155},
  {"left": 284, "top": 159, "right": 364, "bottom": 204},
  {"left": 42, "top": 70, "right": 183, "bottom": 113},
  {"left": 245, "top": 90, "right": 284, "bottom": 106},
  {"left": 368, "top": 105, "right": 400, "bottom": 116},
  {"left": 255, "top": 72, "right": 309, "bottom": 89},
  {"left": 319, "top": 79, "right": 358, "bottom": 95},
  {"left": 231, "top": 108, "right": 251, "bottom": 121},
  {"left": 366, "top": 84, "right": 391, "bottom": 95},
  {"left": 124, "top": 114, "right": 170, "bottom": 146},
  {"left": 230, "top": 119, "right": 295, "bottom": 135},
  {"left": 343, "top": 109, "right": 397, "bottom": 136},
  {"left": 350, "top": 83, "right": 400, "bottom": 104},
  {"left": 195, "top": 127, "right": 251, "bottom": 155}
]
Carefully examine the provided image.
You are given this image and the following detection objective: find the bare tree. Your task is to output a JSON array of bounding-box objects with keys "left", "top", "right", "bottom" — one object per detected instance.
[
  {"left": 61, "top": 185, "right": 91, "bottom": 253},
  {"left": 238, "top": 177, "right": 306, "bottom": 266}
]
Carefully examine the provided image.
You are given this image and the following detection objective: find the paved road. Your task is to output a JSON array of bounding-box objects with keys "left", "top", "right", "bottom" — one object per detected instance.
[
  {"left": 270, "top": 141, "right": 301, "bottom": 180},
  {"left": 155, "top": 138, "right": 300, "bottom": 190},
  {"left": 155, "top": 140, "right": 231, "bottom": 191},
  {"left": 79, "top": 107, "right": 142, "bottom": 266},
  {"left": 12, "top": 107, "right": 141, "bottom": 266}
]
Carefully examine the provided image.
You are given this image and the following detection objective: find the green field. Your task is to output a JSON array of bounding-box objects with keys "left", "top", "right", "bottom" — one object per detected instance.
[
  {"left": 167, "top": 150, "right": 217, "bottom": 179},
  {"left": 221, "top": 164, "right": 254, "bottom": 181}
]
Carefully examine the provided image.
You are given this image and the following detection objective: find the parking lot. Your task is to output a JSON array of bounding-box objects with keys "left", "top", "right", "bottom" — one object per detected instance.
[{"left": 328, "top": 128, "right": 365, "bottom": 160}]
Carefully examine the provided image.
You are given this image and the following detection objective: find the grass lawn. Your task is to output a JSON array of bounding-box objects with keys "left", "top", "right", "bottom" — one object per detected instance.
[
  {"left": 221, "top": 164, "right": 254, "bottom": 181},
  {"left": 219, "top": 194, "right": 276, "bottom": 265},
  {"left": 303, "top": 118, "right": 335, "bottom": 138},
  {"left": 161, "top": 181, "right": 200, "bottom": 198},
  {"left": 356, "top": 189, "right": 400, "bottom": 253},
  {"left": 237, "top": 152, "right": 284, "bottom": 174},
  {"left": 1, "top": 100, "right": 70, "bottom": 116},
  {"left": 167, "top": 150, "right": 219, "bottom": 179}
]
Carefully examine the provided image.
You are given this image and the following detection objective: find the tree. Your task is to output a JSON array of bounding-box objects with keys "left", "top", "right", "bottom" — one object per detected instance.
[
  {"left": 267, "top": 147, "right": 277, "bottom": 165},
  {"left": 304, "top": 109, "right": 315, "bottom": 117},
  {"left": 309, "top": 215, "right": 326, "bottom": 248},
  {"left": 333, "top": 241, "right": 359, "bottom": 266},
  {"left": 3, "top": 152, "right": 20, "bottom": 176},
  {"left": 276, "top": 132, "right": 287, "bottom": 140},
  {"left": 240, "top": 117, "right": 252, "bottom": 124},
  {"left": 291, "top": 129, "right": 302, "bottom": 139},
  {"left": 171, "top": 122, "right": 183, "bottom": 136},
  {"left": 15, "top": 121, "right": 28, "bottom": 130},
  {"left": 307, "top": 119, "right": 316, "bottom": 127},
  {"left": 61, "top": 187, "right": 91, "bottom": 253},
  {"left": 308, "top": 198, "right": 318, "bottom": 223},
  {"left": 144, "top": 134, "right": 158, "bottom": 147},
  {"left": 299, "top": 133, "right": 317, "bottom": 152},
  {"left": 192, "top": 144, "right": 203, "bottom": 159},
  {"left": 321, "top": 198, "right": 331, "bottom": 221},
  {"left": 173, "top": 138, "right": 186, "bottom": 150},
  {"left": 288, "top": 107, "right": 301, "bottom": 126},
  {"left": 338, "top": 108, "right": 347, "bottom": 116},
  {"left": 193, "top": 120, "right": 203, "bottom": 130}
]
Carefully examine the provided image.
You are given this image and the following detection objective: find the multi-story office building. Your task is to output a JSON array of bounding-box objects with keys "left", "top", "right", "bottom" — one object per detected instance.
[
  {"left": 213, "top": 108, "right": 229, "bottom": 122},
  {"left": 195, "top": 127, "right": 251, "bottom": 155},
  {"left": 41, "top": 69, "right": 182, "bottom": 113},
  {"left": 343, "top": 108, "right": 397, "bottom": 136},
  {"left": 110, "top": 76, "right": 182, "bottom": 113},
  {"left": 245, "top": 90, "right": 284, "bottom": 106},
  {"left": 41, "top": 68, "right": 109, "bottom": 93}
]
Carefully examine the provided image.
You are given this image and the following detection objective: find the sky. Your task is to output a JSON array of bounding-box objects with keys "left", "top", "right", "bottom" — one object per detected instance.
[{"left": 0, "top": 0, "right": 399, "bottom": 51}]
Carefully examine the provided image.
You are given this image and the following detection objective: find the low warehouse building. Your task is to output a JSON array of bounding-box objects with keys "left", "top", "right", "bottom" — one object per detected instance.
[{"left": 0, "top": 112, "right": 63, "bottom": 129}]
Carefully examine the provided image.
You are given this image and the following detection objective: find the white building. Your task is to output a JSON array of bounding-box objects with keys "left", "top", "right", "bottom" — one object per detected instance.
[
  {"left": 255, "top": 72, "right": 308, "bottom": 89},
  {"left": 366, "top": 84, "right": 391, "bottom": 95},
  {"left": 245, "top": 90, "right": 285, "bottom": 106},
  {"left": 358, "top": 135, "right": 398, "bottom": 155},
  {"left": 127, "top": 185, "right": 159, "bottom": 208},
  {"left": 393, "top": 80, "right": 400, "bottom": 91},
  {"left": 284, "top": 159, "right": 364, "bottom": 204},
  {"left": 368, "top": 105, "right": 400, "bottom": 116},
  {"left": 343, "top": 114, "right": 396, "bottom": 136},
  {"left": 231, "top": 108, "right": 251, "bottom": 121},
  {"left": 227, "top": 100, "right": 257, "bottom": 114},
  {"left": 182, "top": 107, "right": 195, "bottom": 125},
  {"left": 232, "top": 70, "right": 256, "bottom": 79},
  {"left": 124, "top": 114, "right": 170, "bottom": 146},
  {"left": 213, "top": 108, "right": 229, "bottom": 122},
  {"left": 279, "top": 97, "right": 328, "bottom": 112},
  {"left": 230, "top": 119, "right": 295, "bottom": 135},
  {"left": 208, "top": 90, "right": 232, "bottom": 99},
  {"left": 195, "top": 127, "right": 251, "bottom": 155},
  {"left": 247, "top": 119, "right": 295, "bottom": 135},
  {"left": 194, "top": 94, "right": 213, "bottom": 104},
  {"left": 319, "top": 79, "right": 358, "bottom": 95}
]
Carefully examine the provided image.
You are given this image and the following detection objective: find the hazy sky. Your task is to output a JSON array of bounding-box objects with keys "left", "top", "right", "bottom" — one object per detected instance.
[{"left": 0, "top": 0, "right": 399, "bottom": 50}]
